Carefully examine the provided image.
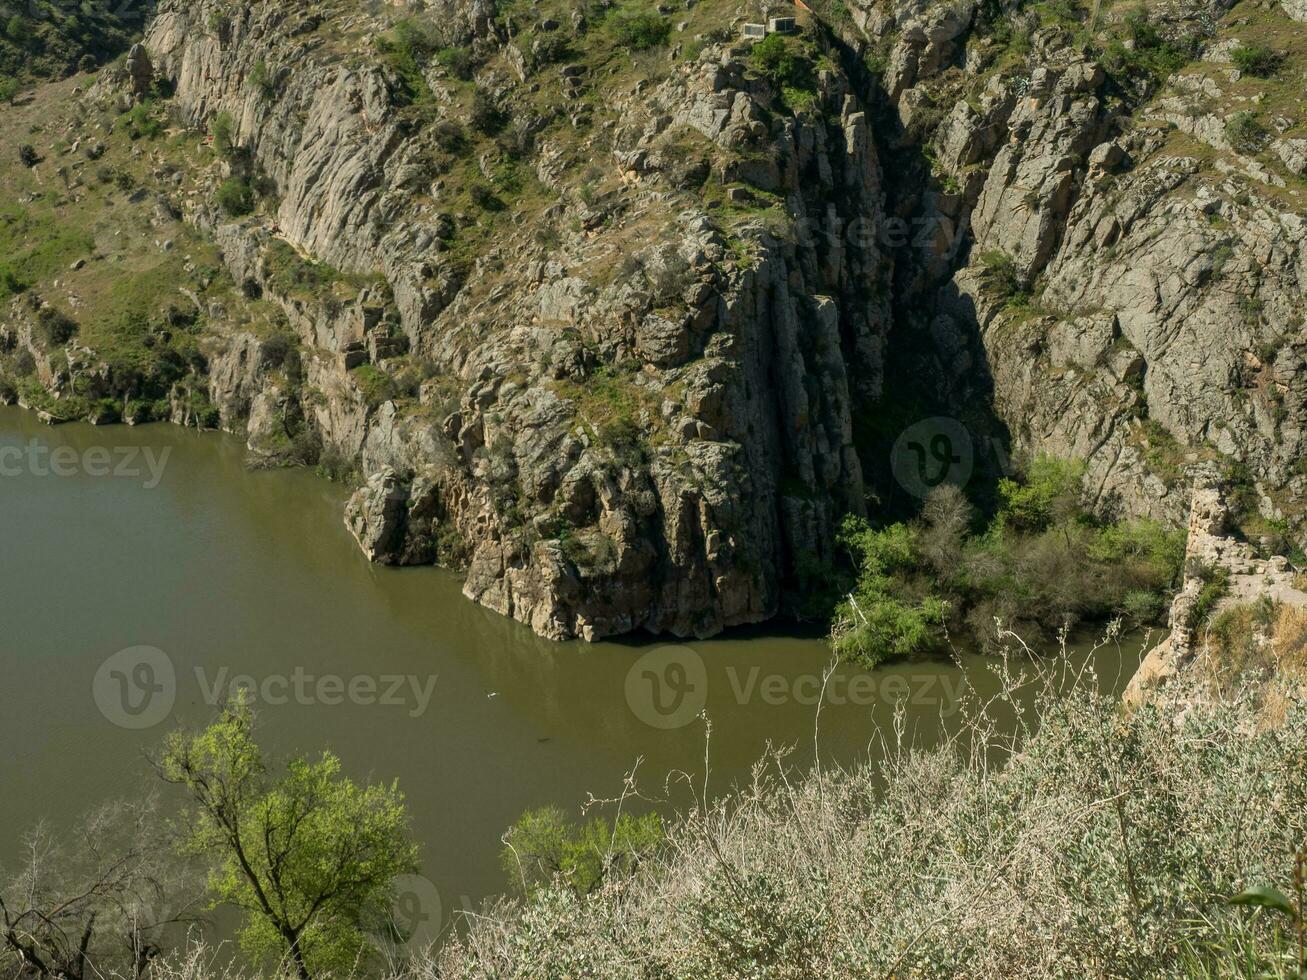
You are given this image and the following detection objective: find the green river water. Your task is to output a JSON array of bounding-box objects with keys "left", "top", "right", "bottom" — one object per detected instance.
[{"left": 0, "top": 405, "right": 1145, "bottom": 937}]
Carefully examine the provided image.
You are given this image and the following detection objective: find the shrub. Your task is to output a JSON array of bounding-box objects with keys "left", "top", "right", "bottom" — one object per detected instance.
[
  {"left": 1225, "top": 111, "right": 1268, "bottom": 154},
  {"left": 606, "top": 5, "right": 671, "bottom": 50},
  {"left": 0, "top": 76, "right": 17, "bottom": 103},
  {"left": 436, "top": 668, "right": 1307, "bottom": 978},
  {"left": 0, "top": 261, "right": 26, "bottom": 298},
  {"left": 18, "top": 143, "right": 38, "bottom": 167},
  {"left": 1231, "top": 43, "right": 1283, "bottom": 78},
  {"left": 1189, "top": 561, "right": 1231, "bottom": 628},
  {"left": 247, "top": 57, "right": 275, "bottom": 98},
  {"left": 437, "top": 44, "right": 475, "bottom": 80},
  {"left": 831, "top": 517, "right": 948, "bottom": 665},
  {"left": 34, "top": 306, "right": 78, "bottom": 346},
  {"left": 1101, "top": 12, "right": 1195, "bottom": 89},
  {"left": 469, "top": 89, "right": 505, "bottom": 134},
  {"left": 122, "top": 103, "right": 162, "bottom": 140},
  {"left": 977, "top": 249, "right": 1027, "bottom": 304},
  {"left": 996, "top": 455, "right": 1086, "bottom": 533},
  {"left": 830, "top": 455, "right": 1182, "bottom": 660},
  {"left": 350, "top": 364, "right": 397, "bottom": 408},
  {"left": 749, "top": 34, "right": 815, "bottom": 92},
  {"left": 215, "top": 177, "right": 254, "bottom": 216},
  {"left": 211, "top": 110, "right": 236, "bottom": 158},
  {"left": 501, "top": 806, "right": 664, "bottom": 898},
  {"left": 467, "top": 180, "right": 501, "bottom": 211}
]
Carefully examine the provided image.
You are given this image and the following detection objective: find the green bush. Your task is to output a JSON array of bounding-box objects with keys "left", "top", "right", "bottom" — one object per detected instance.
[
  {"left": 469, "top": 89, "right": 505, "bottom": 134},
  {"left": 606, "top": 5, "right": 671, "bottom": 50},
  {"left": 1101, "top": 12, "right": 1195, "bottom": 89},
  {"left": 0, "top": 261, "right": 27, "bottom": 299},
  {"left": 977, "top": 249, "right": 1031, "bottom": 306},
  {"left": 34, "top": 306, "right": 78, "bottom": 346},
  {"left": 749, "top": 34, "right": 819, "bottom": 111},
  {"left": 0, "top": 76, "right": 17, "bottom": 103},
  {"left": 996, "top": 455, "right": 1086, "bottom": 533},
  {"left": 832, "top": 517, "right": 948, "bottom": 666},
  {"left": 247, "top": 57, "right": 275, "bottom": 98},
  {"left": 350, "top": 364, "right": 397, "bottom": 408},
  {"left": 122, "top": 103, "right": 162, "bottom": 140},
  {"left": 501, "top": 806, "right": 664, "bottom": 898},
  {"left": 830, "top": 459, "right": 1184, "bottom": 661},
  {"left": 215, "top": 177, "right": 255, "bottom": 216},
  {"left": 1189, "top": 561, "right": 1231, "bottom": 628},
  {"left": 1226, "top": 111, "right": 1269, "bottom": 154},
  {"left": 376, "top": 17, "right": 443, "bottom": 103},
  {"left": 211, "top": 110, "right": 236, "bottom": 158},
  {"left": 1231, "top": 43, "right": 1283, "bottom": 78},
  {"left": 437, "top": 44, "right": 475, "bottom": 80}
]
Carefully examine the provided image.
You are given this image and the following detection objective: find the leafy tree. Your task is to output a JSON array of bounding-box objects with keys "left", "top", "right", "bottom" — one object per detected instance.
[
  {"left": 156, "top": 697, "right": 418, "bottom": 979},
  {"left": 996, "top": 455, "right": 1086, "bottom": 533},
  {"left": 501, "top": 806, "right": 664, "bottom": 898},
  {"left": 832, "top": 517, "right": 947, "bottom": 666}
]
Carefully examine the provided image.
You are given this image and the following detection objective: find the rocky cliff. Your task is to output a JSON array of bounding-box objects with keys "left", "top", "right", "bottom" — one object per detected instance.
[{"left": 3, "top": 0, "right": 1305, "bottom": 641}]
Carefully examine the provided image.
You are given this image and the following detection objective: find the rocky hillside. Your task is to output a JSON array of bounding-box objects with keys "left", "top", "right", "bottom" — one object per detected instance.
[{"left": 2, "top": 0, "right": 1306, "bottom": 641}]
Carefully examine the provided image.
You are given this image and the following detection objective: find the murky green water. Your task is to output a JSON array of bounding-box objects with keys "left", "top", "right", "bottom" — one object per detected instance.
[{"left": 0, "top": 406, "right": 1144, "bottom": 932}]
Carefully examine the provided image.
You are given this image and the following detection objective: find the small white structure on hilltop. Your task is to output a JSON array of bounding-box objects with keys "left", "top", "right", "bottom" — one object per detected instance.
[{"left": 742, "top": 8, "right": 800, "bottom": 40}]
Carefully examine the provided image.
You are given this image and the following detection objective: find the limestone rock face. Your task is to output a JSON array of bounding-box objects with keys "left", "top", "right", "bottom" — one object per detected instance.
[
  {"left": 139, "top": 0, "right": 891, "bottom": 640},
  {"left": 125, "top": 43, "right": 154, "bottom": 101},
  {"left": 1282, "top": 0, "right": 1307, "bottom": 22},
  {"left": 1125, "top": 479, "right": 1307, "bottom": 705},
  {"left": 346, "top": 469, "right": 411, "bottom": 565},
  {"left": 834, "top": 0, "right": 1307, "bottom": 544},
  {"left": 14, "top": 0, "right": 1287, "bottom": 642}
]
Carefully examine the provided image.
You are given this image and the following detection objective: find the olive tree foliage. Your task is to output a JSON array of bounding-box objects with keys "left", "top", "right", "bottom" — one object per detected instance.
[
  {"left": 155, "top": 697, "right": 419, "bottom": 980},
  {"left": 0, "top": 798, "right": 202, "bottom": 980}
]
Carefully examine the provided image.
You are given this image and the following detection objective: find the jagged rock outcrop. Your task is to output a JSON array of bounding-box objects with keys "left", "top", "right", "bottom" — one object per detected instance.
[
  {"left": 6, "top": 0, "right": 1305, "bottom": 644},
  {"left": 130, "top": 0, "right": 891, "bottom": 640},
  {"left": 837, "top": 0, "right": 1307, "bottom": 541},
  {"left": 1125, "top": 478, "right": 1307, "bottom": 704}
]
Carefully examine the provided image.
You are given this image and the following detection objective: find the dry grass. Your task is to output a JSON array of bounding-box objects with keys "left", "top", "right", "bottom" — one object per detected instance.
[{"left": 425, "top": 630, "right": 1307, "bottom": 979}]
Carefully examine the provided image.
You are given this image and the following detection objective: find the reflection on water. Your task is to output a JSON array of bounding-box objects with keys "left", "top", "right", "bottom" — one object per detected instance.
[{"left": 0, "top": 406, "right": 1145, "bottom": 930}]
